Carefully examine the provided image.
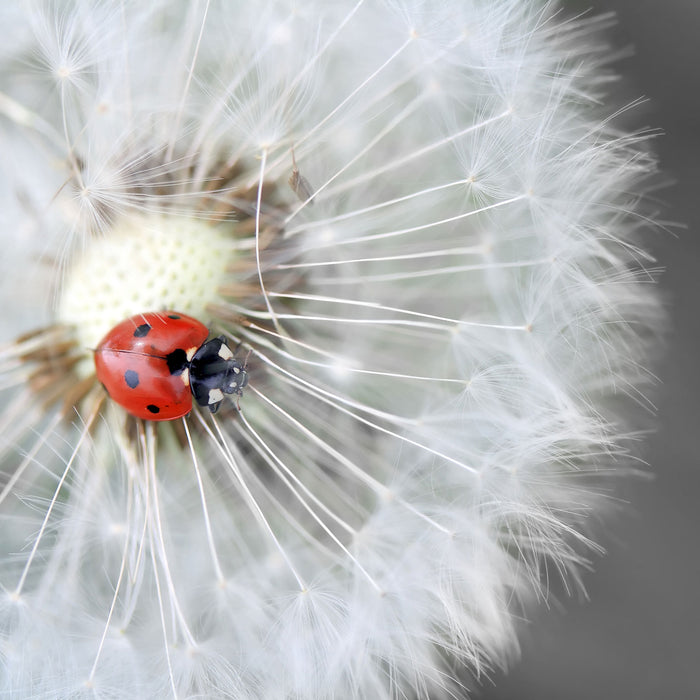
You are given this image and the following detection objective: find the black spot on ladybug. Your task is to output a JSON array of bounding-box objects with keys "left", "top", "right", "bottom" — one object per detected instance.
[
  {"left": 134, "top": 323, "right": 152, "bottom": 338},
  {"left": 167, "top": 314, "right": 181, "bottom": 319},
  {"left": 166, "top": 348, "right": 188, "bottom": 375},
  {"left": 146, "top": 404, "right": 160, "bottom": 414},
  {"left": 124, "top": 369, "right": 140, "bottom": 389}
]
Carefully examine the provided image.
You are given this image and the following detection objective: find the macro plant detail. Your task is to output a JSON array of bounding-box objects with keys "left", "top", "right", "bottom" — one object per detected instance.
[{"left": 0, "top": 1, "right": 660, "bottom": 698}]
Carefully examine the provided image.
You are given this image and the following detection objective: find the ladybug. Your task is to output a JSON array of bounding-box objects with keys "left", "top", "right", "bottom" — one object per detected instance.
[{"left": 94, "top": 311, "right": 248, "bottom": 421}]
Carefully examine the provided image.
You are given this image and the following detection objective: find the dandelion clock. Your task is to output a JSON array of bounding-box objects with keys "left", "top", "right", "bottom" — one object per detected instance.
[{"left": 0, "top": 1, "right": 661, "bottom": 698}]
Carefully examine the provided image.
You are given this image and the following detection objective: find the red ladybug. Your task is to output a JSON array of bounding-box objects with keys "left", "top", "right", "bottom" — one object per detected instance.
[{"left": 94, "top": 311, "right": 248, "bottom": 421}]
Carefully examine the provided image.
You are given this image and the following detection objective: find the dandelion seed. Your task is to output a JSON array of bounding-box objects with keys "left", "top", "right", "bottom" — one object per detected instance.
[
  {"left": 288, "top": 146, "right": 316, "bottom": 205},
  {"left": 0, "top": 2, "right": 662, "bottom": 698}
]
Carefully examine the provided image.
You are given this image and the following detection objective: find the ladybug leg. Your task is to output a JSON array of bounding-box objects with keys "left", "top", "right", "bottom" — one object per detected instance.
[
  {"left": 223, "top": 338, "right": 250, "bottom": 364},
  {"left": 226, "top": 338, "right": 245, "bottom": 357}
]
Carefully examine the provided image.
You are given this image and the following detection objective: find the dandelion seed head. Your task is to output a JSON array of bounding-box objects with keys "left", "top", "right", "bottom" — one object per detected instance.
[{"left": 0, "top": 0, "right": 663, "bottom": 697}]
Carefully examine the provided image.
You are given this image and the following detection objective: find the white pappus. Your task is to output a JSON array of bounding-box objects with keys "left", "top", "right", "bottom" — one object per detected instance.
[{"left": 0, "top": 1, "right": 661, "bottom": 698}]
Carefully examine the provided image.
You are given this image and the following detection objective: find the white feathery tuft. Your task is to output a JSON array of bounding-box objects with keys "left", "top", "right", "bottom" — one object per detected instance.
[{"left": 0, "top": 1, "right": 661, "bottom": 698}]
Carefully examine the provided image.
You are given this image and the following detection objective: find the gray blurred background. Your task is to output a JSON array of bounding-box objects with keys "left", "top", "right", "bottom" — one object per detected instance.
[{"left": 481, "top": 2, "right": 700, "bottom": 698}]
